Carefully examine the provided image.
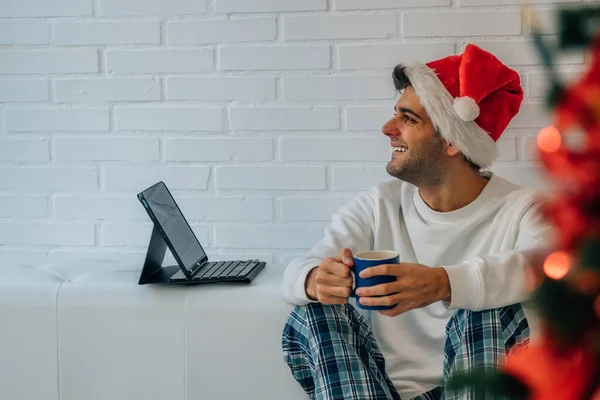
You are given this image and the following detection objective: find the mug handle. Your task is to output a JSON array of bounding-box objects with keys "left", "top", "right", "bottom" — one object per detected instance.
[{"left": 349, "top": 263, "right": 358, "bottom": 299}]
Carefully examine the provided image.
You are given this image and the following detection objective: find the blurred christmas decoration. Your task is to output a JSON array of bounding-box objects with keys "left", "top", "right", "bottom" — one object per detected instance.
[{"left": 447, "top": 3, "right": 600, "bottom": 399}]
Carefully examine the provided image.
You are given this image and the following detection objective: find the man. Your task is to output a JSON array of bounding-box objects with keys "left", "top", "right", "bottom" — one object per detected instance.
[{"left": 280, "top": 44, "right": 550, "bottom": 399}]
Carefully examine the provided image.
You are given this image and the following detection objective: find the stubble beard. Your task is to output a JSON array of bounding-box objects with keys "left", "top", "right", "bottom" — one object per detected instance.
[{"left": 386, "top": 135, "right": 447, "bottom": 187}]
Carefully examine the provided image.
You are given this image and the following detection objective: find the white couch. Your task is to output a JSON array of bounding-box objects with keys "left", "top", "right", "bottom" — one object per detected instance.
[{"left": 0, "top": 260, "right": 307, "bottom": 400}]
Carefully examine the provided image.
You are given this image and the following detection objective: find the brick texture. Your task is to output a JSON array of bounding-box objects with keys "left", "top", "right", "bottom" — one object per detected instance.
[{"left": 0, "top": 0, "right": 563, "bottom": 262}]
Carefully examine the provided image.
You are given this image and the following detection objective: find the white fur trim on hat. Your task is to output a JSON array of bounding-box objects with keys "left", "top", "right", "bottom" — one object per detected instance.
[{"left": 403, "top": 63, "right": 498, "bottom": 168}]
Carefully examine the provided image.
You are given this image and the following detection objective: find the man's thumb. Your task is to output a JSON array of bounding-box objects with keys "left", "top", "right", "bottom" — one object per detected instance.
[{"left": 341, "top": 248, "right": 354, "bottom": 265}]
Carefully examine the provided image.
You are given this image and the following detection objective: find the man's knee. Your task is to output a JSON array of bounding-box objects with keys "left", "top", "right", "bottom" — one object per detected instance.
[
  {"left": 288, "top": 303, "right": 350, "bottom": 324},
  {"left": 446, "top": 304, "right": 530, "bottom": 344},
  {"left": 444, "top": 304, "right": 530, "bottom": 376},
  {"left": 282, "top": 303, "right": 332, "bottom": 366},
  {"left": 291, "top": 302, "right": 325, "bottom": 319},
  {"left": 283, "top": 303, "right": 356, "bottom": 345}
]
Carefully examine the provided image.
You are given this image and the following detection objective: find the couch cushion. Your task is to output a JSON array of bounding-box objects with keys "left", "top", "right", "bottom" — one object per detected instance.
[
  {"left": 1, "top": 261, "right": 307, "bottom": 400},
  {"left": 57, "top": 266, "right": 187, "bottom": 400},
  {"left": 0, "top": 264, "right": 62, "bottom": 400},
  {"left": 185, "top": 269, "right": 306, "bottom": 399}
]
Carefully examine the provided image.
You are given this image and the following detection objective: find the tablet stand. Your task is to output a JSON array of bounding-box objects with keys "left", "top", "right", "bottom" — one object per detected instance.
[{"left": 138, "top": 225, "right": 181, "bottom": 285}]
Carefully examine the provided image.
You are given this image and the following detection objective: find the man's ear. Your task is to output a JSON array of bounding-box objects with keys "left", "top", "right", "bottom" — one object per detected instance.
[{"left": 445, "top": 141, "right": 462, "bottom": 157}]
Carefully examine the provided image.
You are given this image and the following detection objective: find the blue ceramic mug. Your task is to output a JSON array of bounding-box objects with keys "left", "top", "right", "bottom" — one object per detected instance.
[{"left": 352, "top": 250, "right": 399, "bottom": 310}]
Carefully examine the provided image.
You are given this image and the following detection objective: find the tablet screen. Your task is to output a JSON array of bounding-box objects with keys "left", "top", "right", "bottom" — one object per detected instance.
[{"left": 141, "top": 182, "right": 206, "bottom": 272}]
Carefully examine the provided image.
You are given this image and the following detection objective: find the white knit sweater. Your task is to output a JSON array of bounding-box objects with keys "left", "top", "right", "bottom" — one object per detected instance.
[{"left": 281, "top": 173, "right": 549, "bottom": 399}]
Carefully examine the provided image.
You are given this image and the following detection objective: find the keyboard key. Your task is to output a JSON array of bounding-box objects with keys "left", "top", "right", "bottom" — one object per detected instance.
[
  {"left": 231, "top": 260, "right": 251, "bottom": 276},
  {"left": 194, "top": 261, "right": 215, "bottom": 279},
  {"left": 210, "top": 261, "right": 233, "bottom": 279},
  {"left": 237, "top": 261, "right": 258, "bottom": 278},
  {"left": 218, "top": 260, "right": 241, "bottom": 279},
  {"left": 198, "top": 261, "right": 223, "bottom": 279}
]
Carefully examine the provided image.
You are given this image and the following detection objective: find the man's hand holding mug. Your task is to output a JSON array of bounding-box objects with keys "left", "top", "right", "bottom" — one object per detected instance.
[{"left": 305, "top": 248, "right": 451, "bottom": 317}]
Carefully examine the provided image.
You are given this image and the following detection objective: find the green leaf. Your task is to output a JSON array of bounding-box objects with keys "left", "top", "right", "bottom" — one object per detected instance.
[
  {"left": 529, "top": 21, "right": 565, "bottom": 110},
  {"left": 579, "top": 238, "right": 600, "bottom": 272},
  {"left": 534, "top": 278, "right": 596, "bottom": 343},
  {"left": 545, "top": 81, "right": 565, "bottom": 110},
  {"left": 530, "top": 29, "right": 556, "bottom": 71},
  {"left": 558, "top": 6, "right": 600, "bottom": 50}
]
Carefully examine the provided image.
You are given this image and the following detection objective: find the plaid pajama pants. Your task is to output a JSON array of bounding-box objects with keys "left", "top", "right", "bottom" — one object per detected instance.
[{"left": 282, "top": 303, "right": 530, "bottom": 400}]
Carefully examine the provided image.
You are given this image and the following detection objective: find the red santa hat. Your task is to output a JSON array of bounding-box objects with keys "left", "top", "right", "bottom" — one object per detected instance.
[{"left": 402, "top": 44, "right": 524, "bottom": 168}]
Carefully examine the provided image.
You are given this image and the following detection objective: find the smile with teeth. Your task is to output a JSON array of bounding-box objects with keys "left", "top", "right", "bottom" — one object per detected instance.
[{"left": 393, "top": 146, "right": 408, "bottom": 153}]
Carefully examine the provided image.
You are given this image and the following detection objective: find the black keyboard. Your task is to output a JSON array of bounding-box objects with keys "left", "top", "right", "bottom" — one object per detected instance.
[{"left": 170, "top": 260, "right": 260, "bottom": 282}]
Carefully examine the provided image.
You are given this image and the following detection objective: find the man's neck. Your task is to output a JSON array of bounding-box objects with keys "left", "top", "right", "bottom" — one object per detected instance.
[{"left": 418, "top": 169, "right": 490, "bottom": 213}]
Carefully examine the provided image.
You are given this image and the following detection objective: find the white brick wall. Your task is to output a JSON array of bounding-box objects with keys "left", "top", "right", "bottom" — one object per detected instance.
[
  {"left": 333, "top": 166, "right": 392, "bottom": 191},
  {"left": 165, "top": 138, "right": 273, "bottom": 161},
  {"left": 403, "top": 11, "right": 522, "bottom": 37},
  {"left": 338, "top": 43, "right": 454, "bottom": 69},
  {"left": 167, "top": 19, "right": 276, "bottom": 44},
  {"left": 166, "top": 77, "right": 275, "bottom": 100},
  {"left": 278, "top": 198, "right": 351, "bottom": 221},
  {"left": 115, "top": 107, "right": 222, "bottom": 131},
  {"left": 220, "top": 46, "right": 331, "bottom": 70},
  {"left": 0, "top": 50, "right": 98, "bottom": 74},
  {"left": 230, "top": 107, "right": 339, "bottom": 130},
  {"left": 0, "top": 139, "right": 49, "bottom": 162},
  {"left": 0, "top": 21, "right": 50, "bottom": 45},
  {"left": 335, "top": 0, "right": 449, "bottom": 9},
  {"left": 496, "top": 137, "right": 518, "bottom": 161},
  {"left": 282, "top": 76, "right": 394, "bottom": 101},
  {"left": 55, "top": 22, "right": 161, "bottom": 46},
  {"left": 280, "top": 138, "right": 389, "bottom": 161},
  {"left": 283, "top": 15, "right": 396, "bottom": 40},
  {"left": 54, "top": 195, "right": 145, "bottom": 219},
  {"left": 0, "top": 79, "right": 49, "bottom": 102},
  {"left": 55, "top": 78, "right": 161, "bottom": 102},
  {"left": 216, "top": 0, "right": 327, "bottom": 13},
  {"left": 461, "top": 0, "right": 578, "bottom": 5},
  {"left": 0, "top": 168, "right": 98, "bottom": 191},
  {"left": 0, "top": 0, "right": 92, "bottom": 17},
  {"left": 509, "top": 103, "right": 551, "bottom": 128},
  {"left": 99, "top": 0, "right": 207, "bottom": 16},
  {"left": 103, "top": 166, "right": 210, "bottom": 191},
  {"left": 346, "top": 106, "right": 390, "bottom": 130},
  {"left": 528, "top": 70, "right": 581, "bottom": 97},
  {"left": 0, "top": 0, "right": 575, "bottom": 267},
  {"left": 216, "top": 167, "right": 327, "bottom": 190},
  {"left": 6, "top": 108, "right": 110, "bottom": 132},
  {"left": 107, "top": 50, "right": 214, "bottom": 74},
  {"left": 489, "top": 165, "right": 550, "bottom": 190},
  {"left": 54, "top": 138, "right": 160, "bottom": 161},
  {"left": 214, "top": 225, "right": 325, "bottom": 249},
  {"left": 0, "top": 195, "right": 48, "bottom": 218},
  {"left": 0, "top": 222, "right": 95, "bottom": 246},
  {"left": 471, "top": 40, "right": 584, "bottom": 66}
]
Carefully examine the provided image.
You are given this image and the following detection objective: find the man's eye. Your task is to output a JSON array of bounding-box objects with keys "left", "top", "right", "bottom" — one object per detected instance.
[{"left": 403, "top": 115, "right": 416, "bottom": 123}]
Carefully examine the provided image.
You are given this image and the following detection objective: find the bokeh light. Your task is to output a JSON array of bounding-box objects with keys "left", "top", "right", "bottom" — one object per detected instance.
[
  {"left": 537, "top": 126, "right": 562, "bottom": 153},
  {"left": 543, "top": 251, "right": 571, "bottom": 280}
]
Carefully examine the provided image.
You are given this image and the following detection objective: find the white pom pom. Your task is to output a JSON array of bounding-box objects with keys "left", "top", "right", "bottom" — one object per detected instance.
[{"left": 453, "top": 96, "right": 480, "bottom": 122}]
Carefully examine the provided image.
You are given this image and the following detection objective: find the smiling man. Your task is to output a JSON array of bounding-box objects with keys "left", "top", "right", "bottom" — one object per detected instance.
[{"left": 280, "top": 45, "right": 550, "bottom": 399}]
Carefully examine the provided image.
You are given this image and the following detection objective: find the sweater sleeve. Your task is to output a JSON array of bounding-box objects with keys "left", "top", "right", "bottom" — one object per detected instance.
[
  {"left": 280, "top": 192, "right": 376, "bottom": 305},
  {"left": 442, "top": 197, "right": 552, "bottom": 311}
]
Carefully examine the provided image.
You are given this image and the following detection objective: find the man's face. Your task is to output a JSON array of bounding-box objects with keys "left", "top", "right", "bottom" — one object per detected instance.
[{"left": 382, "top": 86, "right": 447, "bottom": 186}]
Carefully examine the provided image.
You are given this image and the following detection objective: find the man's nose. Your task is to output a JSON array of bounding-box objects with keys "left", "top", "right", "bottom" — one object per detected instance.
[{"left": 382, "top": 118, "right": 400, "bottom": 137}]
